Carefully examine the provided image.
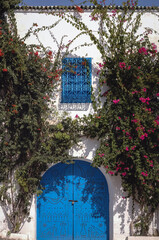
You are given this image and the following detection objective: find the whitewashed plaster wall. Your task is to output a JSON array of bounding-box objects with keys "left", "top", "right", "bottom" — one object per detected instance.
[{"left": 0, "top": 8, "right": 159, "bottom": 240}]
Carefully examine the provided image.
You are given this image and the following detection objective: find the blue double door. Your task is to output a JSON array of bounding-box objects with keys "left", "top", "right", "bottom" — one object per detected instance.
[{"left": 37, "top": 160, "right": 109, "bottom": 240}]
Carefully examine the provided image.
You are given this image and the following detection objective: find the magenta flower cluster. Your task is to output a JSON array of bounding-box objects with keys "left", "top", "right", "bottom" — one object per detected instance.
[
  {"left": 138, "top": 47, "right": 148, "bottom": 55},
  {"left": 119, "top": 62, "right": 131, "bottom": 70},
  {"left": 113, "top": 99, "right": 120, "bottom": 104},
  {"left": 139, "top": 97, "right": 150, "bottom": 104}
]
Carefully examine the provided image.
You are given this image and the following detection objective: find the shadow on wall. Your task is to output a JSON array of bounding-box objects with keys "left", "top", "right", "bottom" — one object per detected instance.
[
  {"left": 111, "top": 175, "right": 129, "bottom": 235},
  {"left": 69, "top": 137, "right": 100, "bottom": 160}
]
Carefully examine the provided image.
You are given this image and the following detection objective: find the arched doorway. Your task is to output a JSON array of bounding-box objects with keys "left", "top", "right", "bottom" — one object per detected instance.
[{"left": 37, "top": 160, "right": 109, "bottom": 240}]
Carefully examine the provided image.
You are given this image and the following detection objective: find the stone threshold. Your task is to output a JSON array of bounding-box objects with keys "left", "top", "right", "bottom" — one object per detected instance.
[
  {"left": 0, "top": 231, "right": 29, "bottom": 240},
  {"left": 127, "top": 237, "right": 159, "bottom": 240}
]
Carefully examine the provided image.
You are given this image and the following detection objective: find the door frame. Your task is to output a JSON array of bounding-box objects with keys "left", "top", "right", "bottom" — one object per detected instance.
[{"left": 35, "top": 158, "right": 113, "bottom": 240}]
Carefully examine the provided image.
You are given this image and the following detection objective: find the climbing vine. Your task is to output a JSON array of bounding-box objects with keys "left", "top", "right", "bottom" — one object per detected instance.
[
  {"left": 0, "top": 1, "right": 80, "bottom": 233},
  {"left": 0, "top": 0, "right": 159, "bottom": 236},
  {"left": 62, "top": 0, "right": 159, "bottom": 235}
]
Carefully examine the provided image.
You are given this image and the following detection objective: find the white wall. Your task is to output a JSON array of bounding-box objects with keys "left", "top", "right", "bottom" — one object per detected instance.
[{"left": 0, "top": 8, "right": 158, "bottom": 240}]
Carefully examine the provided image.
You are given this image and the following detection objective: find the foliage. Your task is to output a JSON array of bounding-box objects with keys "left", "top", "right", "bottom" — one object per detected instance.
[
  {"left": 0, "top": 0, "right": 20, "bottom": 16},
  {"left": 0, "top": 4, "right": 81, "bottom": 233},
  {"left": 0, "top": 0, "right": 159, "bottom": 235},
  {"left": 63, "top": 0, "right": 159, "bottom": 235}
]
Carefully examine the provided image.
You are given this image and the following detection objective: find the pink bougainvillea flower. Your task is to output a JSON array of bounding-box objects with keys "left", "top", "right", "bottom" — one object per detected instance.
[
  {"left": 131, "top": 119, "right": 138, "bottom": 123},
  {"left": 99, "top": 153, "right": 104, "bottom": 157},
  {"left": 118, "top": 116, "right": 121, "bottom": 119},
  {"left": 139, "top": 97, "right": 146, "bottom": 103},
  {"left": 140, "top": 133, "right": 148, "bottom": 140},
  {"left": 138, "top": 47, "right": 148, "bottom": 55},
  {"left": 34, "top": 51, "right": 38, "bottom": 56},
  {"left": 98, "top": 63, "right": 104, "bottom": 68},
  {"left": 148, "top": 128, "right": 155, "bottom": 133},
  {"left": 102, "top": 90, "right": 109, "bottom": 96},
  {"left": 116, "top": 167, "right": 121, "bottom": 171},
  {"left": 120, "top": 161, "right": 125, "bottom": 165},
  {"left": 131, "top": 146, "right": 136, "bottom": 150},
  {"left": 90, "top": 14, "right": 99, "bottom": 21},
  {"left": 0, "top": 49, "right": 4, "bottom": 57},
  {"left": 142, "top": 88, "right": 147, "bottom": 92},
  {"left": 154, "top": 118, "right": 159, "bottom": 125},
  {"left": 108, "top": 171, "right": 115, "bottom": 175},
  {"left": 43, "top": 95, "right": 50, "bottom": 100},
  {"left": 156, "top": 93, "right": 159, "bottom": 97},
  {"left": 122, "top": 172, "right": 126, "bottom": 176},
  {"left": 152, "top": 43, "right": 157, "bottom": 50},
  {"left": 144, "top": 155, "right": 148, "bottom": 158},
  {"left": 96, "top": 69, "right": 101, "bottom": 75},
  {"left": 132, "top": 90, "right": 138, "bottom": 94},
  {"left": 48, "top": 51, "right": 52, "bottom": 56},
  {"left": 139, "top": 97, "right": 150, "bottom": 104},
  {"left": 140, "top": 135, "right": 145, "bottom": 140},
  {"left": 125, "top": 147, "right": 129, "bottom": 151},
  {"left": 113, "top": 99, "right": 120, "bottom": 104},
  {"left": 12, "top": 109, "right": 18, "bottom": 114},
  {"left": 111, "top": 9, "right": 117, "bottom": 16},
  {"left": 119, "top": 62, "right": 126, "bottom": 69},
  {"left": 127, "top": 65, "right": 131, "bottom": 70},
  {"left": 145, "top": 108, "right": 151, "bottom": 112},
  {"left": 116, "top": 127, "right": 120, "bottom": 130},
  {"left": 141, "top": 172, "right": 148, "bottom": 177},
  {"left": 75, "top": 114, "right": 79, "bottom": 118},
  {"left": 125, "top": 167, "right": 129, "bottom": 170},
  {"left": 75, "top": 5, "right": 84, "bottom": 13}
]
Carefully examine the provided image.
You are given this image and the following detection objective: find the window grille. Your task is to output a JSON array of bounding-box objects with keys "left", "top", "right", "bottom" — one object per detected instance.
[{"left": 61, "top": 58, "right": 92, "bottom": 103}]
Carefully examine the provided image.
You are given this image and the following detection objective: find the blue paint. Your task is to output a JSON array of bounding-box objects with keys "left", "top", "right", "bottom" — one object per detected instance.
[
  {"left": 37, "top": 160, "right": 109, "bottom": 240},
  {"left": 61, "top": 58, "right": 92, "bottom": 103}
]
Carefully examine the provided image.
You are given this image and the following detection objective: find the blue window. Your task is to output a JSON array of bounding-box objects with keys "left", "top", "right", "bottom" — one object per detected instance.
[{"left": 61, "top": 58, "right": 92, "bottom": 103}]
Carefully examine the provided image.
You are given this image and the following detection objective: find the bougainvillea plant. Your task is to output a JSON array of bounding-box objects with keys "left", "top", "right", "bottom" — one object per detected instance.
[
  {"left": 63, "top": 0, "right": 159, "bottom": 235},
  {"left": 0, "top": 2, "right": 81, "bottom": 233}
]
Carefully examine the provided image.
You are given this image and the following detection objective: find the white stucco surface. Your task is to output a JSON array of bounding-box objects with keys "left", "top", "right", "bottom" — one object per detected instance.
[{"left": 0, "top": 7, "right": 159, "bottom": 240}]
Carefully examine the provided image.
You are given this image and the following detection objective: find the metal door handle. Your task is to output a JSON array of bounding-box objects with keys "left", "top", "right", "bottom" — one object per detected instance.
[{"left": 69, "top": 200, "right": 78, "bottom": 205}]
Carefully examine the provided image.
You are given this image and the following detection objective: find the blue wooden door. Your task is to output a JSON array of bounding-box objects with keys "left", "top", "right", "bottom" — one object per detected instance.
[{"left": 37, "top": 160, "right": 109, "bottom": 240}]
